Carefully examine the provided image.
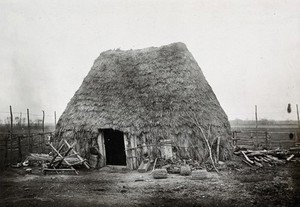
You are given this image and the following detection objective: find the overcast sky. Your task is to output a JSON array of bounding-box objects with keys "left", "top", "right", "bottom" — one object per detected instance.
[{"left": 0, "top": 0, "right": 299, "bottom": 123}]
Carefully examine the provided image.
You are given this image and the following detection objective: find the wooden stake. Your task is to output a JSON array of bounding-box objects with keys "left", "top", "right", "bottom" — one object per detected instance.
[
  {"left": 54, "top": 111, "right": 57, "bottom": 128},
  {"left": 4, "top": 134, "right": 8, "bottom": 165},
  {"left": 296, "top": 104, "right": 299, "bottom": 146},
  {"left": 255, "top": 105, "right": 258, "bottom": 149},
  {"left": 265, "top": 132, "right": 268, "bottom": 150},
  {"left": 297, "top": 104, "right": 299, "bottom": 128},
  {"left": 19, "top": 112, "right": 22, "bottom": 126},
  {"left": 27, "top": 109, "right": 31, "bottom": 152},
  {"left": 18, "top": 136, "right": 22, "bottom": 162},
  {"left": 42, "top": 110, "right": 45, "bottom": 152},
  {"left": 9, "top": 106, "right": 13, "bottom": 164},
  {"left": 42, "top": 111, "right": 45, "bottom": 133}
]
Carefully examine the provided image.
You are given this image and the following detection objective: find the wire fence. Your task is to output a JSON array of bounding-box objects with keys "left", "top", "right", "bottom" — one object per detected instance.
[{"left": 0, "top": 107, "right": 57, "bottom": 127}]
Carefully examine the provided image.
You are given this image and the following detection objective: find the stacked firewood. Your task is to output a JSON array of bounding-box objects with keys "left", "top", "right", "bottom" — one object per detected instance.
[{"left": 234, "top": 147, "right": 299, "bottom": 167}]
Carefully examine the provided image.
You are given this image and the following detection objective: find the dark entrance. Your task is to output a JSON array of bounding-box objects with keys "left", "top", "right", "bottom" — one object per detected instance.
[{"left": 103, "top": 129, "right": 126, "bottom": 166}]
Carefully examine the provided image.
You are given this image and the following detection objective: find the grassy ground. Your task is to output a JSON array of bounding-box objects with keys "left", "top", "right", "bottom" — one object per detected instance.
[{"left": 0, "top": 159, "right": 299, "bottom": 207}]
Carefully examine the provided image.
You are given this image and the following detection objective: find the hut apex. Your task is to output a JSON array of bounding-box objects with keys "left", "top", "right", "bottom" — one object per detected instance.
[{"left": 56, "top": 42, "right": 232, "bottom": 169}]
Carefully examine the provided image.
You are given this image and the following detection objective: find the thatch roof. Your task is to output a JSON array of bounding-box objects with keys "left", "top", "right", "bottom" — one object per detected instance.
[{"left": 56, "top": 42, "right": 231, "bottom": 139}]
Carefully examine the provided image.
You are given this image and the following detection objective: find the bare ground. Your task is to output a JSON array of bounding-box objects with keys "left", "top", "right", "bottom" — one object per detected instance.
[{"left": 0, "top": 161, "right": 299, "bottom": 207}]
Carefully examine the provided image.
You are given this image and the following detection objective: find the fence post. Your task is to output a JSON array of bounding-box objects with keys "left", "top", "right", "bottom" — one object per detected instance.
[
  {"left": 296, "top": 104, "right": 299, "bottom": 146},
  {"left": 9, "top": 106, "right": 13, "bottom": 164},
  {"left": 232, "top": 131, "right": 237, "bottom": 147},
  {"left": 297, "top": 104, "right": 299, "bottom": 128},
  {"left": 18, "top": 136, "right": 22, "bottom": 162},
  {"left": 27, "top": 109, "right": 31, "bottom": 152},
  {"left": 19, "top": 112, "right": 22, "bottom": 126},
  {"left": 42, "top": 110, "right": 45, "bottom": 152},
  {"left": 265, "top": 132, "right": 268, "bottom": 150},
  {"left": 54, "top": 111, "right": 57, "bottom": 129},
  {"left": 4, "top": 134, "right": 8, "bottom": 165},
  {"left": 255, "top": 105, "right": 258, "bottom": 149}
]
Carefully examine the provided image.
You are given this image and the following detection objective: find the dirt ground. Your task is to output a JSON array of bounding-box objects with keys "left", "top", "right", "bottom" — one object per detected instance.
[{"left": 0, "top": 161, "right": 299, "bottom": 207}]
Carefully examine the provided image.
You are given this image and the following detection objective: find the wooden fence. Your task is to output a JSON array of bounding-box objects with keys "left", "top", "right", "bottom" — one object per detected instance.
[
  {"left": 0, "top": 132, "right": 53, "bottom": 167},
  {"left": 0, "top": 106, "right": 57, "bottom": 167},
  {"left": 232, "top": 126, "right": 300, "bottom": 150}
]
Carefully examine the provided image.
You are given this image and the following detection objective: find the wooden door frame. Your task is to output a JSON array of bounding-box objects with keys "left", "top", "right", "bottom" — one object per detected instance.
[{"left": 97, "top": 129, "right": 136, "bottom": 169}]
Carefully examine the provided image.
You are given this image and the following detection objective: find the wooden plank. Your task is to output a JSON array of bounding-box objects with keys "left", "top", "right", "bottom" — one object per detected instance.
[
  {"left": 55, "top": 141, "right": 77, "bottom": 168},
  {"left": 43, "top": 168, "right": 76, "bottom": 171},
  {"left": 138, "top": 160, "right": 151, "bottom": 173},
  {"left": 123, "top": 133, "right": 130, "bottom": 169},
  {"left": 152, "top": 158, "right": 157, "bottom": 172},
  {"left": 97, "top": 132, "right": 106, "bottom": 168},
  {"left": 43, "top": 168, "right": 78, "bottom": 175},
  {"left": 216, "top": 136, "right": 220, "bottom": 162},
  {"left": 49, "top": 139, "right": 65, "bottom": 164},
  {"left": 48, "top": 143, "right": 72, "bottom": 166},
  {"left": 63, "top": 139, "right": 90, "bottom": 169},
  {"left": 130, "top": 136, "right": 137, "bottom": 169}
]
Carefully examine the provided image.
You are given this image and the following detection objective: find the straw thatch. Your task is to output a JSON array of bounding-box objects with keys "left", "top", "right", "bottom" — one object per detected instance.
[{"left": 56, "top": 42, "right": 231, "bottom": 164}]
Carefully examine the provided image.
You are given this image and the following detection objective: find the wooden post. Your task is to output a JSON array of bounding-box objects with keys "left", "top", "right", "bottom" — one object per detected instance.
[
  {"left": 42, "top": 110, "right": 45, "bottom": 152},
  {"left": 27, "top": 109, "right": 31, "bottom": 152},
  {"left": 19, "top": 112, "right": 22, "bottom": 126},
  {"left": 54, "top": 111, "right": 57, "bottom": 128},
  {"left": 18, "top": 136, "right": 22, "bottom": 162},
  {"left": 265, "top": 132, "right": 268, "bottom": 150},
  {"left": 296, "top": 104, "right": 299, "bottom": 146},
  {"left": 216, "top": 136, "right": 220, "bottom": 162},
  {"left": 232, "top": 131, "right": 237, "bottom": 147},
  {"left": 9, "top": 106, "right": 13, "bottom": 164},
  {"left": 4, "top": 134, "right": 8, "bottom": 165},
  {"left": 297, "top": 104, "right": 299, "bottom": 128},
  {"left": 123, "top": 133, "right": 130, "bottom": 169},
  {"left": 255, "top": 105, "right": 258, "bottom": 149}
]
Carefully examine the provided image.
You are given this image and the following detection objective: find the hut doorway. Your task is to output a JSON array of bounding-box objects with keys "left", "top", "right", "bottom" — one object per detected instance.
[{"left": 103, "top": 129, "right": 126, "bottom": 166}]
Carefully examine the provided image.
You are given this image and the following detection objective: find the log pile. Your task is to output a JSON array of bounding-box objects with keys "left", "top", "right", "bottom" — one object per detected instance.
[
  {"left": 234, "top": 147, "right": 300, "bottom": 167},
  {"left": 156, "top": 158, "right": 204, "bottom": 173},
  {"left": 25, "top": 153, "right": 83, "bottom": 166}
]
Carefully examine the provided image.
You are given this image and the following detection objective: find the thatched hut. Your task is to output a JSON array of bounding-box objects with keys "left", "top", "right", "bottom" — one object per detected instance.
[{"left": 56, "top": 42, "right": 231, "bottom": 169}]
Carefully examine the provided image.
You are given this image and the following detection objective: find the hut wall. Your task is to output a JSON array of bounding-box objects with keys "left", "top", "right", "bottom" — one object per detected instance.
[{"left": 56, "top": 123, "right": 231, "bottom": 170}]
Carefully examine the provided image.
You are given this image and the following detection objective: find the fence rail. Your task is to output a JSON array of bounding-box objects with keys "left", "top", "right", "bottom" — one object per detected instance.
[
  {"left": 232, "top": 127, "right": 300, "bottom": 150},
  {"left": 0, "top": 105, "right": 57, "bottom": 167},
  {"left": 0, "top": 132, "right": 54, "bottom": 167}
]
